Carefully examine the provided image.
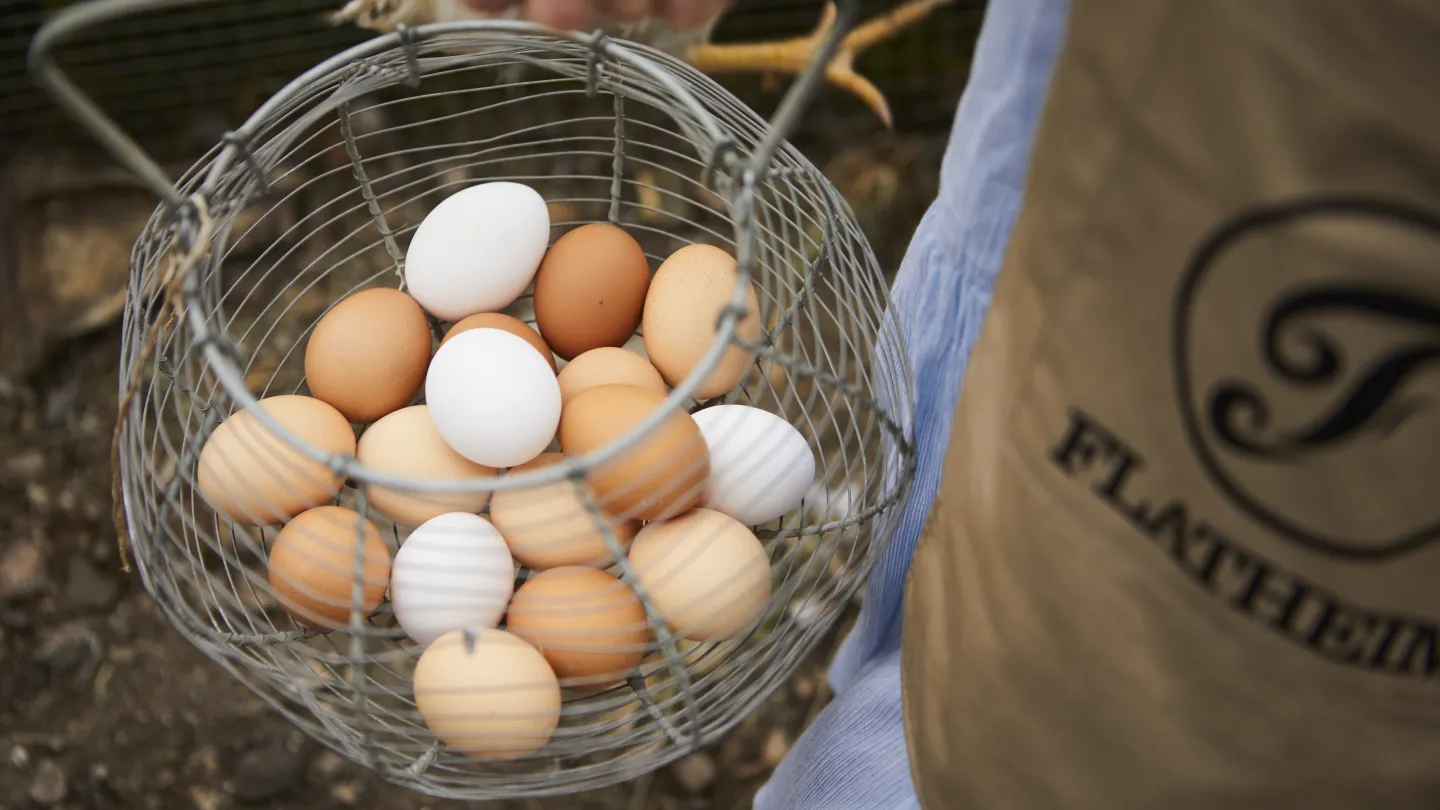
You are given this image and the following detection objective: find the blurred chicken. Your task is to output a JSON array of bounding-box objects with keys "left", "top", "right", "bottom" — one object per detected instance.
[{"left": 332, "top": 0, "right": 951, "bottom": 128}]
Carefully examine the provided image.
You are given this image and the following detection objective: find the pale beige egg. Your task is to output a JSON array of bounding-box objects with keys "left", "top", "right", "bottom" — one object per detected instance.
[
  {"left": 641, "top": 244, "right": 762, "bottom": 401},
  {"left": 412, "top": 628, "right": 561, "bottom": 760},
  {"left": 196, "top": 395, "right": 356, "bottom": 525},
  {"left": 356, "top": 405, "right": 496, "bottom": 528},
  {"left": 627, "top": 508, "right": 771, "bottom": 642}
]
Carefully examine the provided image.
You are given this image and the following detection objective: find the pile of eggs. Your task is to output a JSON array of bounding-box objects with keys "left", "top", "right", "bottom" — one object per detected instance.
[{"left": 194, "top": 182, "right": 818, "bottom": 761}]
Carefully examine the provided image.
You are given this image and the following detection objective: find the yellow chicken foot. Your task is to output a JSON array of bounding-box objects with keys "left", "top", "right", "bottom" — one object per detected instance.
[{"left": 684, "top": 0, "right": 952, "bottom": 128}]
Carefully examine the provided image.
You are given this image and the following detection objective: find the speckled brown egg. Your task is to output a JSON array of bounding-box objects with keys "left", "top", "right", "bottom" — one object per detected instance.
[
  {"left": 641, "top": 243, "right": 762, "bottom": 401},
  {"left": 356, "top": 405, "right": 497, "bottom": 528},
  {"left": 533, "top": 223, "right": 651, "bottom": 361},
  {"left": 196, "top": 394, "right": 356, "bottom": 525},
  {"left": 304, "top": 288, "right": 432, "bottom": 423},
  {"left": 558, "top": 384, "right": 708, "bottom": 522},
  {"left": 442, "top": 312, "right": 557, "bottom": 373}
]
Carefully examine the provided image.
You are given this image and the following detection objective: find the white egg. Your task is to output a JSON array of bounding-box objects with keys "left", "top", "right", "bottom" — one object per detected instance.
[
  {"left": 404, "top": 182, "right": 551, "bottom": 320},
  {"left": 389, "top": 512, "right": 515, "bottom": 646},
  {"left": 692, "top": 404, "right": 817, "bottom": 527},
  {"left": 426, "top": 328, "right": 561, "bottom": 468}
]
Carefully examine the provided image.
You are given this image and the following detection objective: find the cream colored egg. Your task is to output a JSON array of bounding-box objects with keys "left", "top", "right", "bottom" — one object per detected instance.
[
  {"left": 356, "top": 405, "right": 496, "bottom": 528},
  {"left": 196, "top": 395, "right": 356, "bottom": 525},
  {"left": 641, "top": 244, "right": 763, "bottom": 401},
  {"left": 627, "top": 508, "right": 771, "bottom": 642},
  {"left": 412, "top": 628, "right": 561, "bottom": 760}
]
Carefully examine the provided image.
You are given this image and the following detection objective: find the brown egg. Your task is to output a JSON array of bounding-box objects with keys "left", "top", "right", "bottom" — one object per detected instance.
[
  {"left": 533, "top": 223, "right": 651, "bottom": 361},
  {"left": 556, "top": 347, "right": 667, "bottom": 407},
  {"left": 304, "top": 288, "right": 432, "bottom": 423},
  {"left": 642, "top": 243, "right": 762, "bottom": 400},
  {"left": 489, "top": 453, "right": 639, "bottom": 569},
  {"left": 356, "top": 405, "right": 497, "bottom": 527},
  {"left": 442, "top": 312, "right": 557, "bottom": 373},
  {"left": 558, "top": 384, "right": 708, "bottom": 522},
  {"left": 628, "top": 508, "right": 771, "bottom": 642},
  {"left": 267, "top": 505, "right": 391, "bottom": 630},
  {"left": 506, "top": 566, "right": 647, "bottom": 691},
  {"left": 197, "top": 395, "right": 356, "bottom": 525},
  {"left": 413, "top": 628, "right": 561, "bottom": 760}
]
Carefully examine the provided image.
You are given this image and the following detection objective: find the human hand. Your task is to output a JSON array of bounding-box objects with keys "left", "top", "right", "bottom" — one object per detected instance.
[{"left": 459, "top": 0, "right": 730, "bottom": 31}]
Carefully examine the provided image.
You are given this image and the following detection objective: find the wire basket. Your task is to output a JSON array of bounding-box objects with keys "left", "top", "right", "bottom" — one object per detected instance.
[{"left": 31, "top": 0, "right": 915, "bottom": 800}]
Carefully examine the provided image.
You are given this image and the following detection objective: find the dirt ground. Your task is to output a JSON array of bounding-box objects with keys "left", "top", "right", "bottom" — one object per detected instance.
[{"left": 0, "top": 119, "right": 949, "bottom": 810}]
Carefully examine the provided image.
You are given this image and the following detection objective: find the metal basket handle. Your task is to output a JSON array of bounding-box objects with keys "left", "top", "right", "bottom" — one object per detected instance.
[{"left": 28, "top": 0, "right": 862, "bottom": 213}]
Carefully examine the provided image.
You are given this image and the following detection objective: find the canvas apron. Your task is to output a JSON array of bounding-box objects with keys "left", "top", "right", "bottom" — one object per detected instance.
[{"left": 901, "top": 1, "right": 1440, "bottom": 808}]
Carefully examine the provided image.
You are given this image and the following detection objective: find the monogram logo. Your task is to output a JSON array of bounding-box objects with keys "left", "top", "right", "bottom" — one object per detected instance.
[{"left": 1174, "top": 197, "right": 1440, "bottom": 561}]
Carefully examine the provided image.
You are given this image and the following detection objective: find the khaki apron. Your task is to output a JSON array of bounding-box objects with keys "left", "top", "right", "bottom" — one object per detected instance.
[{"left": 901, "top": 1, "right": 1440, "bottom": 808}]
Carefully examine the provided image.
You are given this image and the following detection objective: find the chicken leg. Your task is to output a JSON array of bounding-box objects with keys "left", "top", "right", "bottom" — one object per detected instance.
[{"left": 685, "top": 0, "right": 952, "bottom": 129}]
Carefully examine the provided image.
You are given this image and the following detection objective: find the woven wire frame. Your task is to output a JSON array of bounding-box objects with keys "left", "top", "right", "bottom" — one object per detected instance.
[{"left": 114, "top": 21, "right": 915, "bottom": 801}]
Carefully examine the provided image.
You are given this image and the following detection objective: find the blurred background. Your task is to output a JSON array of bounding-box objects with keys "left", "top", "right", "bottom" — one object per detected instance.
[{"left": 0, "top": 1, "right": 982, "bottom": 807}]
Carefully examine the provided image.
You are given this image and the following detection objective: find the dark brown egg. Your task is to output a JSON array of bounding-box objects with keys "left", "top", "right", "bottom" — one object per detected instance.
[{"left": 533, "top": 223, "right": 651, "bottom": 361}]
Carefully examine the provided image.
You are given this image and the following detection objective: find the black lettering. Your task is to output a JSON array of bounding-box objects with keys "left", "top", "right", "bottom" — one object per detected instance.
[
  {"left": 1049, "top": 407, "right": 1126, "bottom": 477},
  {"left": 1367, "top": 619, "right": 1404, "bottom": 669},
  {"left": 1128, "top": 499, "right": 1151, "bottom": 523},
  {"left": 1229, "top": 552, "right": 1308, "bottom": 633},
  {"left": 1144, "top": 501, "right": 1190, "bottom": 558},
  {"left": 1393, "top": 625, "right": 1440, "bottom": 678},
  {"left": 1051, "top": 406, "right": 1440, "bottom": 684},
  {"left": 1188, "top": 524, "right": 1228, "bottom": 588},
  {"left": 1305, "top": 599, "right": 1375, "bottom": 665},
  {"left": 1094, "top": 445, "right": 1148, "bottom": 519}
]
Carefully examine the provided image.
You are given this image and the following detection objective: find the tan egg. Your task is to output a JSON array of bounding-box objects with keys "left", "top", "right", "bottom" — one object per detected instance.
[
  {"left": 558, "top": 384, "right": 709, "bottom": 522},
  {"left": 641, "top": 244, "right": 762, "bottom": 401},
  {"left": 267, "top": 505, "right": 391, "bottom": 630},
  {"left": 197, "top": 395, "right": 356, "bottom": 525},
  {"left": 628, "top": 508, "right": 770, "bottom": 642},
  {"left": 304, "top": 288, "right": 432, "bottom": 423},
  {"left": 506, "top": 566, "right": 647, "bottom": 691},
  {"left": 356, "top": 405, "right": 497, "bottom": 528},
  {"left": 556, "top": 347, "right": 667, "bottom": 408},
  {"left": 489, "top": 453, "right": 638, "bottom": 569},
  {"left": 413, "top": 628, "right": 561, "bottom": 760},
  {"left": 533, "top": 223, "right": 651, "bottom": 361},
  {"left": 442, "top": 312, "right": 557, "bottom": 373}
]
